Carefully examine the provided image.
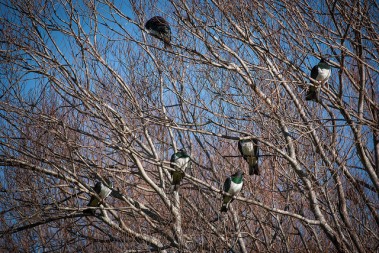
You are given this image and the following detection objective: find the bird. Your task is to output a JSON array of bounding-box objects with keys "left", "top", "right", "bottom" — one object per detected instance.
[
  {"left": 170, "top": 148, "right": 190, "bottom": 191},
  {"left": 306, "top": 58, "right": 331, "bottom": 102},
  {"left": 84, "top": 180, "right": 113, "bottom": 214},
  {"left": 238, "top": 138, "right": 259, "bottom": 175},
  {"left": 145, "top": 16, "right": 172, "bottom": 49},
  {"left": 221, "top": 170, "right": 244, "bottom": 212}
]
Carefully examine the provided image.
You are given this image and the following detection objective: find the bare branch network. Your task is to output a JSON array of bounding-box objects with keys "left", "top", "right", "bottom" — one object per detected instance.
[{"left": 0, "top": 0, "right": 378, "bottom": 252}]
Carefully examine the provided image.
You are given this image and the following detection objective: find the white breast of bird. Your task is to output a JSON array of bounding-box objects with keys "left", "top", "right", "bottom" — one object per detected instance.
[
  {"left": 176, "top": 157, "right": 190, "bottom": 169},
  {"left": 317, "top": 67, "right": 331, "bottom": 81},
  {"left": 229, "top": 181, "right": 243, "bottom": 194},
  {"left": 100, "top": 186, "right": 112, "bottom": 198},
  {"left": 241, "top": 141, "right": 255, "bottom": 154}
]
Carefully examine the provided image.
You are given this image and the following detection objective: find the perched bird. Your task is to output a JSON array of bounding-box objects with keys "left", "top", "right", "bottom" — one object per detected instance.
[
  {"left": 145, "top": 16, "right": 172, "bottom": 49},
  {"left": 306, "top": 58, "right": 331, "bottom": 102},
  {"left": 238, "top": 138, "right": 259, "bottom": 175},
  {"left": 84, "top": 181, "right": 113, "bottom": 214},
  {"left": 221, "top": 170, "right": 244, "bottom": 212},
  {"left": 170, "top": 149, "right": 190, "bottom": 191}
]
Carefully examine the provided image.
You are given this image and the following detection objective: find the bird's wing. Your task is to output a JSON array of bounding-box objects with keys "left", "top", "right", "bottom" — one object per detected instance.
[
  {"left": 238, "top": 141, "right": 243, "bottom": 156},
  {"left": 87, "top": 196, "right": 100, "bottom": 207},
  {"left": 152, "top": 16, "right": 169, "bottom": 26},
  {"left": 154, "top": 24, "right": 171, "bottom": 34},
  {"left": 93, "top": 182, "right": 102, "bottom": 193},
  {"left": 223, "top": 177, "right": 231, "bottom": 192},
  {"left": 170, "top": 153, "right": 176, "bottom": 168},
  {"left": 310, "top": 65, "right": 318, "bottom": 80},
  {"left": 253, "top": 139, "right": 259, "bottom": 158},
  {"left": 146, "top": 17, "right": 170, "bottom": 33}
]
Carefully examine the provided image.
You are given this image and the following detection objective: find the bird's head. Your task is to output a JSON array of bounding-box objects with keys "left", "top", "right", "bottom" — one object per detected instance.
[
  {"left": 233, "top": 170, "right": 244, "bottom": 178},
  {"left": 240, "top": 133, "right": 254, "bottom": 142},
  {"left": 178, "top": 148, "right": 188, "bottom": 155},
  {"left": 105, "top": 178, "right": 113, "bottom": 188}
]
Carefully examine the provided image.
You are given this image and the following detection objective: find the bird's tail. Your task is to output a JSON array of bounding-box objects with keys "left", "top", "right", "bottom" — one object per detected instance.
[
  {"left": 221, "top": 195, "right": 232, "bottom": 212},
  {"left": 306, "top": 87, "right": 318, "bottom": 101},
  {"left": 173, "top": 184, "right": 179, "bottom": 191},
  {"left": 83, "top": 208, "right": 94, "bottom": 215},
  {"left": 164, "top": 41, "right": 172, "bottom": 50},
  {"left": 172, "top": 171, "right": 184, "bottom": 191},
  {"left": 249, "top": 163, "right": 259, "bottom": 175},
  {"left": 220, "top": 204, "right": 228, "bottom": 212}
]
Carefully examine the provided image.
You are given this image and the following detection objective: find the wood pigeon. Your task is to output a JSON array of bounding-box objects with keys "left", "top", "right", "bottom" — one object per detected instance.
[
  {"left": 170, "top": 148, "right": 190, "bottom": 191},
  {"left": 84, "top": 180, "right": 113, "bottom": 214},
  {"left": 238, "top": 138, "right": 259, "bottom": 175},
  {"left": 221, "top": 170, "right": 244, "bottom": 212},
  {"left": 306, "top": 58, "right": 331, "bottom": 102},
  {"left": 145, "top": 16, "right": 172, "bottom": 49}
]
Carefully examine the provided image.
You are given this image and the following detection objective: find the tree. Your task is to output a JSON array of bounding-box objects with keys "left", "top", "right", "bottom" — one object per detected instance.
[{"left": 0, "top": 0, "right": 378, "bottom": 252}]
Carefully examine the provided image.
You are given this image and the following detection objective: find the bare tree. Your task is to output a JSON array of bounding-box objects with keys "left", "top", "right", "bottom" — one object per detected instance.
[{"left": 0, "top": 0, "right": 378, "bottom": 252}]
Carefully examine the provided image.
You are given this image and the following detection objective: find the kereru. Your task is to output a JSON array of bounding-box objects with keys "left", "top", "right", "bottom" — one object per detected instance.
[
  {"left": 238, "top": 138, "right": 259, "bottom": 175},
  {"left": 306, "top": 58, "right": 331, "bottom": 102},
  {"left": 145, "top": 16, "right": 172, "bottom": 49},
  {"left": 170, "top": 148, "right": 190, "bottom": 191},
  {"left": 84, "top": 181, "right": 113, "bottom": 214},
  {"left": 221, "top": 170, "right": 244, "bottom": 212}
]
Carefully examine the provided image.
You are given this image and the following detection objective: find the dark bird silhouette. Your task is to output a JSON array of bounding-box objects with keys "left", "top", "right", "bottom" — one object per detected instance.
[
  {"left": 145, "top": 16, "right": 172, "bottom": 49},
  {"left": 83, "top": 181, "right": 113, "bottom": 214},
  {"left": 170, "top": 149, "right": 190, "bottom": 191},
  {"left": 221, "top": 170, "right": 244, "bottom": 212},
  {"left": 238, "top": 138, "right": 259, "bottom": 175},
  {"left": 306, "top": 58, "right": 331, "bottom": 102}
]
